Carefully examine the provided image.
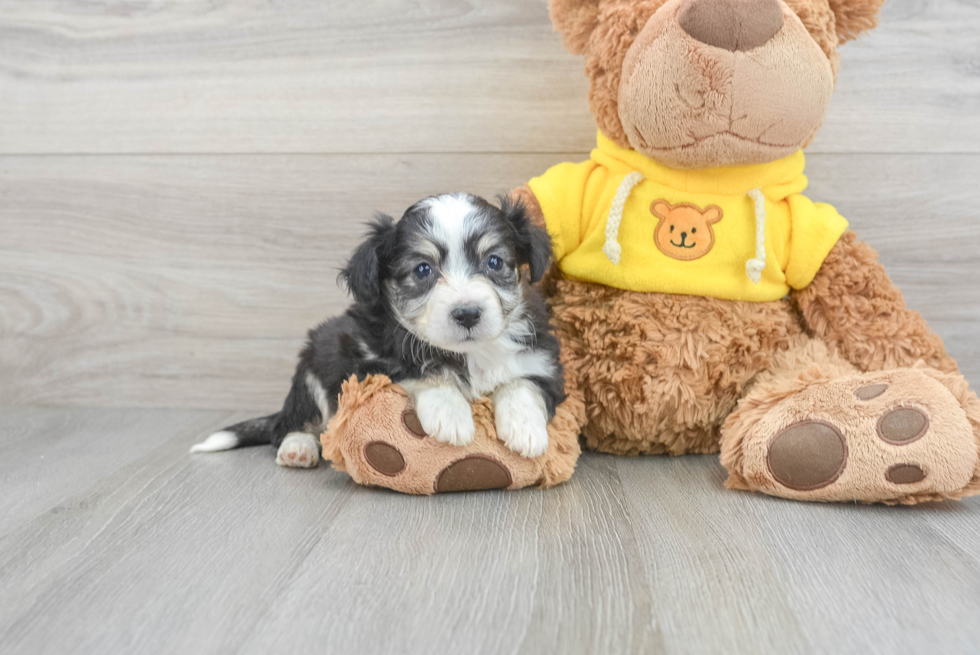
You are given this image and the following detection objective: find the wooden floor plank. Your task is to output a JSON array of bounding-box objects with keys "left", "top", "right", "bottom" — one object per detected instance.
[
  {"left": 614, "top": 455, "right": 980, "bottom": 655},
  {"left": 0, "top": 441, "right": 355, "bottom": 654},
  {"left": 2, "top": 153, "right": 979, "bottom": 410},
  {"left": 0, "top": 406, "right": 245, "bottom": 535},
  {"left": 239, "top": 455, "right": 660, "bottom": 655},
  {"left": 0, "top": 0, "right": 977, "bottom": 154}
]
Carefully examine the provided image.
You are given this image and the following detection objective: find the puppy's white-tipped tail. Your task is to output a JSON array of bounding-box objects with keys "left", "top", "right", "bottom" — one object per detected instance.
[
  {"left": 189, "top": 431, "right": 240, "bottom": 454},
  {"left": 189, "top": 414, "right": 279, "bottom": 454}
]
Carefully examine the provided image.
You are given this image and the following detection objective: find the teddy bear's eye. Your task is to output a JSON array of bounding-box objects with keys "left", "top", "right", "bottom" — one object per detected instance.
[
  {"left": 670, "top": 225, "right": 674, "bottom": 233},
  {"left": 692, "top": 228, "right": 697, "bottom": 234}
]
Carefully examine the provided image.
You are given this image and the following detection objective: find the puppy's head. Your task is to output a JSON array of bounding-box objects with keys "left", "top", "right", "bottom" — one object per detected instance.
[{"left": 343, "top": 193, "right": 552, "bottom": 353}]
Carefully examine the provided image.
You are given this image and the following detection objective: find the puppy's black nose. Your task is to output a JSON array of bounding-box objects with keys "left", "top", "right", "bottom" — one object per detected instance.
[{"left": 452, "top": 306, "right": 482, "bottom": 330}]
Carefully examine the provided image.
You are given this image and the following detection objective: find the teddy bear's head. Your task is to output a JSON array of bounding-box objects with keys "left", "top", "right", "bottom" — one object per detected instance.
[{"left": 550, "top": 0, "right": 886, "bottom": 169}]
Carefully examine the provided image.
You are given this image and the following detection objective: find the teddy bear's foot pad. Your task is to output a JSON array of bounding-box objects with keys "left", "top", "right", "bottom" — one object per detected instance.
[
  {"left": 320, "top": 375, "right": 581, "bottom": 495},
  {"left": 733, "top": 370, "right": 979, "bottom": 504},
  {"left": 766, "top": 420, "right": 847, "bottom": 491},
  {"left": 435, "top": 455, "right": 513, "bottom": 493}
]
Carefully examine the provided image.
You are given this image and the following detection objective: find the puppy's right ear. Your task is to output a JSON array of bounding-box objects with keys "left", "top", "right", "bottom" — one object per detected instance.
[
  {"left": 340, "top": 214, "right": 397, "bottom": 305},
  {"left": 501, "top": 195, "right": 553, "bottom": 284}
]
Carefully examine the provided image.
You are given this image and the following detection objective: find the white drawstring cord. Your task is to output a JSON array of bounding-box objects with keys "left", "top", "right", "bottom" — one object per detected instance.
[
  {"left": 745, "top": 188, "right": 767, "bottom": 284},
  {"left": 603, "top": 171, "right": 645, "bottom": 265}
]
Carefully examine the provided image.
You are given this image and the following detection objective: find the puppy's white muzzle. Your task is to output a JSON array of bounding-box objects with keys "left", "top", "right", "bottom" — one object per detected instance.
[{"left": 422, "top": 277, "right": 504, "bottom": 351}]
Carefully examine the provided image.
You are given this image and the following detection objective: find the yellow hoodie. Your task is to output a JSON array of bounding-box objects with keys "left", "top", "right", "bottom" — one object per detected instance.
[{"left": 528, "top": 132, "right": 849, "bottom": 303}]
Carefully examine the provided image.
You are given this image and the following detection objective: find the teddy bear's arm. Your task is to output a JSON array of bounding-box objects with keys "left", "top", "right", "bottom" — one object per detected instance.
[{"left": 793, "top": 230, "right": 958, "bottom": 374}]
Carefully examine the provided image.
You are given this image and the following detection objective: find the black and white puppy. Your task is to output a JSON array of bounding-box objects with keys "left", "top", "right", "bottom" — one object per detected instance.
[{"left": 191, "top": 193, "right": 564, "bottom": 467}]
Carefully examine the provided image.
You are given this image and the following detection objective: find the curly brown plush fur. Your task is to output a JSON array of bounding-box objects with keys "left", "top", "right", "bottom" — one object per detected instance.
[
  {"left": 551, "top": 281, "right": 804, "bottom": 456},
  {"left": 794, "top": 230, "right": 958, "bottom": 374},
  {"left": 829, "top": 0, "right": 888, "bottom": 42}
]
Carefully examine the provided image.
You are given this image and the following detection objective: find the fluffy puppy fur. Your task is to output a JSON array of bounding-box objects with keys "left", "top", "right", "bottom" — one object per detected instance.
[{"left": 191, "top": 193, "right": 564, "bottom": 467}]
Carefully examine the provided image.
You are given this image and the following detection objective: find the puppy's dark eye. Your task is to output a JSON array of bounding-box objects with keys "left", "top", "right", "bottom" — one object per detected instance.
[
  {"left": 413, "top": 263, "right": 431, "bottom": 280},
  {"left": 487, "top": 256, "right": 503, "bottom": 272}
]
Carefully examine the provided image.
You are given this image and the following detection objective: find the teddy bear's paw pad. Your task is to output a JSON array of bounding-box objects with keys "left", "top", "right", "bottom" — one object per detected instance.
[
  {"left": 767, "top": 421, "right": 847, "bottom": 491},
  {"left": 364, "top": 442, "right": 406, "bottom": 476},
  {"left": 743, "top": 370, "right": 978, "bottom": 503},
  {"left": 886, "top": 464, "right": 926, "bottom": 485},
  {"left": 435, "top": 456, "right": 513, "bottom": 493},
  {"left": 876, "top": 407, "right": 929, "bottom": 445},
  {"left": 276, "top": 432, "right": 321, "bottom": 469},
  {"left": 855, "top": 384, "right": 889, "bottom": 401},
  {"left": 401, "top": 410, "right": 428, "bottom": 439}
]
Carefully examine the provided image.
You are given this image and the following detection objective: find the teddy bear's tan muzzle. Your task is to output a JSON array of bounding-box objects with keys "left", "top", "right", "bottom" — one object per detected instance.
[
  {"left": 678, "top": 0, "right": 785, "bottom": 52},
  {"left": 618, "top": 0, "right": 835, "bottom": 169}
]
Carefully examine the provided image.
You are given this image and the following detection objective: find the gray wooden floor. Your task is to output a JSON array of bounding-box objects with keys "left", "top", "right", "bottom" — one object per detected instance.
[{"left": 2, "top": 1, "right": 980, "bottom": 653}]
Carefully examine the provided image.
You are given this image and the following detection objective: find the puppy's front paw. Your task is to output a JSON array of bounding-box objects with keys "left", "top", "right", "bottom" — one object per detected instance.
[
  {"left": 414, "top": 387, "right": 475, "bottom": 447},
  {"left": 276, "top": 432, "right": 320, "bottom": 469},
  {"left": 494, "top": 384, "right": 549, "bottom": 458}
]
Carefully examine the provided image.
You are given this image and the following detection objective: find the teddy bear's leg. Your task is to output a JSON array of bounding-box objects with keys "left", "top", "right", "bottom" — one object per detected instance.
[{"left": 720, "top": 337, "right": 980, "bottom": 504}]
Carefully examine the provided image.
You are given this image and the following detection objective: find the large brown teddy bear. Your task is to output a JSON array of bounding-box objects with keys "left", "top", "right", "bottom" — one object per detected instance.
[{"left": 323, "top": 0, "right": 980, "bottom": 504}]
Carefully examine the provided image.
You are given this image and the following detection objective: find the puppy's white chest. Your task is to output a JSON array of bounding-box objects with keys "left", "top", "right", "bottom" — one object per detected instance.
[
  {"left": 465, "top": 342, "right": 554, "bottom": 397},
  {"left": 467, "top": 357, "right": 511, "bottom": 397}
]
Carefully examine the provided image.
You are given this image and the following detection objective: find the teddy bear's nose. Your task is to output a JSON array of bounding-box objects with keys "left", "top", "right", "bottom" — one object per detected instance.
[{"left": 679, "top": 0, "right": 785, "bottom": 52}]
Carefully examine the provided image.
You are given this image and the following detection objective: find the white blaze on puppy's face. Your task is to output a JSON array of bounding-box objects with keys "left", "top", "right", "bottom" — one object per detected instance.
[{"left": 409, "top": 194, "right": 511, "bottom": 352}]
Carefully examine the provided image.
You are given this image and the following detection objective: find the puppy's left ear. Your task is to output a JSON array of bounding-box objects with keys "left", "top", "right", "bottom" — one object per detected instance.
[
  {"left": 340, "top": 214, "right": 398, "bottom": 305},
  {"left": 501, "top": 196, "right": 553, "bottom": 284}
]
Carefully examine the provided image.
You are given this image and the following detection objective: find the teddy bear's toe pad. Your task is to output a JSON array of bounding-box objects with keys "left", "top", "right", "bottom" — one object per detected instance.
[
  {"left": 741, "top": 370, "right": 978, "bottom": 503},
  {"left": 435, "top": 456, "right": 513, "bottom": 493},
  {"left": 886, "top": 463, "right": 926, "bottom": 485},
  {"left": 877, "top": 407, "right": 929, "bottom": 444},
  {"left": 364, "top": 442, "right": 406, "bottom": 476}
]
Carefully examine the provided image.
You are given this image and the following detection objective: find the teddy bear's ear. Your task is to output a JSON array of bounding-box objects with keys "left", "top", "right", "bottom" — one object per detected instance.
[
  {"left": 549, "top": 0, "right": 602, "bottom": 55},
  {"left": 828, "top": 0, "right": 888, "bottom": 43},
  {"left": 703, "top": 206, "right": 723, "bottom": 225},
  {"left": 651, "top": 200, "right": 672, "bottom": 220}
]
